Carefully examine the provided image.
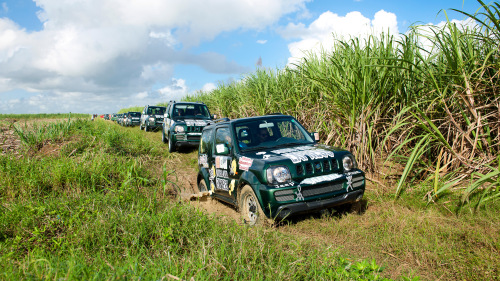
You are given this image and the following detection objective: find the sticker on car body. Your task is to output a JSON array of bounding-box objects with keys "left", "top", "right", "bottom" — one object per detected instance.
[{"left": 238, "top": 156, "right": 253, "bottom": 171}]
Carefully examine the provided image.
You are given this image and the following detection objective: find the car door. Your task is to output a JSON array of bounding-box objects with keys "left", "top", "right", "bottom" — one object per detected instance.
[
  {"left": 211, "top": 126, "right": 235, "bottom": 201},
  {"left": 164, "top": 104, "right": 172, "bottom": 132}
]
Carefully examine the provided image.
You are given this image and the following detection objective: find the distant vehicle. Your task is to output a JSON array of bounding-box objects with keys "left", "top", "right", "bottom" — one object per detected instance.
[
  {"left": 117, "top": 113, "right": 124, "bottom": 125},
  {"left": 111, "top": 113, "right": 118, "bottom": 122},
  {"left": 140, "top": 105, "right": 166, "bottom": 132},
  {"left": 123, "top": 112, "right": 141, "bottom": 127},
  {"left": 104, "top": 114, "right": 110, "bottom": 120},
  {"left": 196, "top": 113, "right": 365, "bottom": 225},
  {"left": 162, "top": 101, "right": 213, "bottom": 153}
]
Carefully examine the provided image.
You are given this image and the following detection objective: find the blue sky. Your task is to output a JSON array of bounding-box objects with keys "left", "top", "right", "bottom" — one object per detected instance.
[{"left": 0, "top": 0, "right": 483, "bottom": 114}]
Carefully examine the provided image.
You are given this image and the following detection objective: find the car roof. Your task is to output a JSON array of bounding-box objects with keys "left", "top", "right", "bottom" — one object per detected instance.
[{"left": 170, "top": 101, "right": 206, "bottom": 105}]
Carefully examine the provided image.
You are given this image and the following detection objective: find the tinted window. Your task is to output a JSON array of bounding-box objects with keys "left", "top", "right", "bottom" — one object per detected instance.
[
  {"left": 200, "top": 129, "right": 213, "bottom": 154},
  {"left": 235, "top": 117, "right": 313, "bottom": 151},
  {"left": 173, "top": 104, "right": 211, "bottom": 119},
  {"left": 215, "top": 127, "right": 231, "bottom": 149},
  {"left": 147, "top": 107, "right": 166, "bottom": 115}
]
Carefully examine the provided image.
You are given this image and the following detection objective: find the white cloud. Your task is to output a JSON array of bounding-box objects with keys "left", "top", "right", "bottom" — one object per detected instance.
[
  {"left": 257, "top": 40, "right": 267, "bottom": 44},
  {"left": 202, "top": 82, "right": 217, "bottom": 93},
  {"left": 1, "top": 2, "right": 7, "bottom": 13},
  {"left": 0, "top": 0, "right": 310, "bottom": 113},
  {"left": 283, "top": 10, "right": 399, "bottom": 65},
  {"left": 158, "top": 78, "right": 188, "bottom": 101}
]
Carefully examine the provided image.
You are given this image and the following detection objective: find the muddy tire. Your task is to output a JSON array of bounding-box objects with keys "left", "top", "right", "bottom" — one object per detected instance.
[
  {"left": 198, "top": 180, "right": 208, "bottom": 192},
  {"left": 239, "top": 185, "right": 271, "bottom": 226}
]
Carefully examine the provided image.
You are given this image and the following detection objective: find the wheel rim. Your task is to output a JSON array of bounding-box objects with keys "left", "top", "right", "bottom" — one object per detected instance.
[{"left": 244, "top": 193, "right": 258, "bottom": 224}]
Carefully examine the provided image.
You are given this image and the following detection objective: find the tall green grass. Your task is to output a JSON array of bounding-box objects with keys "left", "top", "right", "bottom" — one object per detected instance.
[
  {"left": 185, "top": 0, "right": 499, "bottom": 209},
  {"left": 0, "top": 113, "right": 90, "bottom": 120}
]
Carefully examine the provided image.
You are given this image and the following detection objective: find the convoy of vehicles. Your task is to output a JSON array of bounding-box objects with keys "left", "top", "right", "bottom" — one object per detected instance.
[{"left": 101, "top": 105, "right": 365, "bottom": 224}]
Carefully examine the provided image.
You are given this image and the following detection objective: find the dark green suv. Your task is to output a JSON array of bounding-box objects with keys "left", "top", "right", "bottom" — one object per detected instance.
[
  {"left": 140, "top": 105, "right": 166, "bottom": 131},
  {"left": 196, "top": 114, "right": 365, "bottom": 225},
  {"left": 162, "top": 101, "right": 213, "bottom": 152}
]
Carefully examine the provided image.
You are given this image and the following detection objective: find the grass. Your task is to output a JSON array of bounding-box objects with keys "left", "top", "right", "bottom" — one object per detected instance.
[
  {"left": 0, "top": 113, "right": 90, "bottom": 120},
  {"left": 1, "top": 119, "right": 393, "bottom": 280}
]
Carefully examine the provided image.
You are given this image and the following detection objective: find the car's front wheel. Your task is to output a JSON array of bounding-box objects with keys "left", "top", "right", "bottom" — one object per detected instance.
[
  {"left": 162, "top": 128, "right": 167, "bottom": 143},
  {"left": 239, "top": 185, "right": 270, "bottom": 226},
  {"left": 198, "top": 180, "right": 208, "bottom": 192},
  {"left": 168, "top": 135, "right": 176, "bottom": 153}
]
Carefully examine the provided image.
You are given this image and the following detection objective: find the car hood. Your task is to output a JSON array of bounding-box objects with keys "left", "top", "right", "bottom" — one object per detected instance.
[
  {"left": 176, "top": 119, "right": 210, "bottom": 126},
  {"left": 240, "top": 144, "right": 348, "bottom": 164}
]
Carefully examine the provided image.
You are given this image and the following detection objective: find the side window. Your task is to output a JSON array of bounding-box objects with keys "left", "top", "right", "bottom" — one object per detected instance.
[
  {"left": 200, "top": 129, "right": 213, "bottom": 154},
  {"left": 166, "top": 104, "right": 171, "bottom": 117},
  {"left": 236, "top": 126, "right": 252, "bottom": 147},
  {"left": 215, "top": 127, "right": 231, "bottom": 153}
]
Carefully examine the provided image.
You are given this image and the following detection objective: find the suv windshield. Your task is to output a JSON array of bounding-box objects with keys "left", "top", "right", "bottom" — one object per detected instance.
[
  {"left": 147, "top": 107, "right": 165, "bottom": 115},
  {"left": 129, "top": 112, "right": 141, "bottom": 117},
  {"left": 235, "top": 117, "right": 314, "bottom": 151},
  {"left": 172, "top": 104, "right": 211, "bottom": 119}
]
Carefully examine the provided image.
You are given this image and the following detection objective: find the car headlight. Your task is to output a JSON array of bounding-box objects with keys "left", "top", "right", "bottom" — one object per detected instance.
[
  {"left": 266, "top": 166, "right": 291, "bottom": 185},
  {"left": 175, "top": 125, "right": 185, "bottom": 133},
  {"left": 149, "top": 117, "right": 155, "bottom": 122},
  {"left": 342, "top": 155, "right": 357, "bottom": 171}
]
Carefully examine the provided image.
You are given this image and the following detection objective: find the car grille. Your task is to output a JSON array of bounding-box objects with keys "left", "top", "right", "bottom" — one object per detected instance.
[
  {"left": 302, "top": 182, "right": 344, "bottom": 197},
  {"left": 187, "top": 135, "right": 201, "bottom": 141},
  {"left": 186, "top": 126, "right": 203, "bottom": 132},
  {"left": 274, "top": 189, "right": 295, "bottom": 202},
  {"left": 295, "top": 159, "right": 339, "bottom": 176},
  {"left": 352, "top": 175, "right": 364, "bottom": 188},
  {"left": 273, "top": 181, "right": 345, "bottom": 202}
]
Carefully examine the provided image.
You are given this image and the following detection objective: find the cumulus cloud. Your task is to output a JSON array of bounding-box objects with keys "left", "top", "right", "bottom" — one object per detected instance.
[
  {"left": 256, "top": 40, "right": 267, "bottom": 44},
  {"left": 202, "top": 82, "right": 217, "bottom": 93},
  {"left": 0, "top": 0, "right": 309, "bottom": 113},
  {"left": 282, "top": 10, "right": 399, "bottom": 65}
]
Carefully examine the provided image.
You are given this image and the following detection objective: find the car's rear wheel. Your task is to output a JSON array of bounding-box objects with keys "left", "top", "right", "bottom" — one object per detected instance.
[{"left": 239, "top": 185, "right": 270, "bottom": 226}]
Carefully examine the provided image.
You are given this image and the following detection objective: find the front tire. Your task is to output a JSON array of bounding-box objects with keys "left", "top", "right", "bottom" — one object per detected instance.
[
  {"left": 239, "top": 185, "right": 270, "bottom": 226},
  {"left": 198, "top": 180, "right": 208, "bottom": 192},
  {"left": 162, "top": 128, "right": 167, "bottom": 143},
  {"left": 168, "top": 135, "right": 176, "bottom": 153}
]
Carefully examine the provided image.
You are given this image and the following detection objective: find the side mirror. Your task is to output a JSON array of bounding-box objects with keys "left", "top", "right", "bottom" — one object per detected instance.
[
  {"left": 216, "top": 143, "right": 230, "bottom": 155},
  {"left": 311, "top": 132, "right": 320, "bottom": 142},
  {"left": 212, "top": 114, "right": 217, "bottom": 119},
  {"left": 165, "top": 113, "right": 170, "bottom": 118}
]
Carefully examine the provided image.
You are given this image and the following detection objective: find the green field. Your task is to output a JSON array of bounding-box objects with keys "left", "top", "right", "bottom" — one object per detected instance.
[{"left": 1, "top": 118, "right": 499, "bottom": 280}]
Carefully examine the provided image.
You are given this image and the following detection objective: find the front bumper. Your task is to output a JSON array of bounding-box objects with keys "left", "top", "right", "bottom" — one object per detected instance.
[
  {"left": 173, "top": 133, "right": 202, "bottom": 147},
  {"left": 259, "top": 170, "right": 365, "bottom": 219},
  {"left": 274, "top": 189, "right": 364, "bottom": 219}
]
